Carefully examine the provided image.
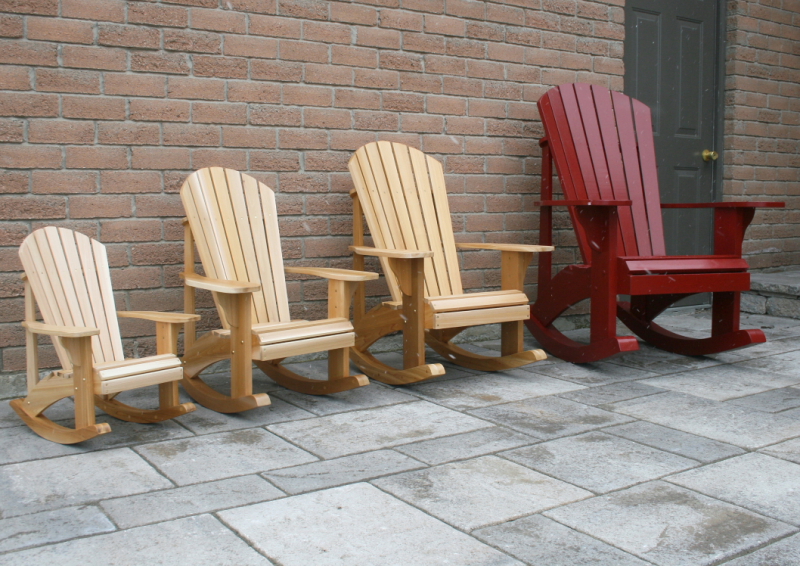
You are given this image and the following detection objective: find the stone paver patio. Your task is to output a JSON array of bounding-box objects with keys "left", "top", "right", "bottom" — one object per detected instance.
[{"left": 2, "top": 309, "right": 800, "bottom": 565}]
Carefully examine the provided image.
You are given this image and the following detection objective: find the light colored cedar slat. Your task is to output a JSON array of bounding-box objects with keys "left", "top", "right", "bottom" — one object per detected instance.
[
  {"left": 97, "top": 366, "right": 183, "bottom": 395},
  {"left": 425, "top": 155, "right": 462, "bottom": 297},
  {"left": 257, "top": 175, "right": 290, "bottom": 322},
  {"left": 90, "top": 236, "right": 125, "bottom": 362},
  {"left": 259, "top": 332, "right": 354, "bottom": 361},
  {"left": 631, "top": 98, "right": 667, "bottom": 256},
  {"left": 367, "top": 143, "right": 405, "bottom": 250},
  {"left": 258, "top": 319, "right": 352, "bottom": 346},
  {"left": 426, "top": 290, "right": 529, "bottom": 313},
  {"left": 211, "top": 167, "right": 250, "bottom": 290},
  {"left": 378, "top": 142, "right": 419, "bottom": 257},
  {"left": 429, "top": 304, "right": 530, "bottom": 330},
  {"left": 97, "top": 355, "right": 181, "bottom": 381},
  {"left": 79, "top": 233, "right": 122, "bottom": 363},
  {"left": 188, "top": 170, "right": 229, "bottom": 280}
]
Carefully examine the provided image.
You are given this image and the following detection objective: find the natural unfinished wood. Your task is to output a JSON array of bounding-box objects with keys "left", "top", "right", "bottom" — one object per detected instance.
[
  {"left": 180, "top": 168, "right": 376, "bottom": 409},
  {"left": 348, "top": 141, "right": 553, "bottom": 384},
  {"left": 529, "top": 83, "right": 785, "bottom": 362},
  {"left": 13, "top": 227, "right": 196, "bottom": 444}
]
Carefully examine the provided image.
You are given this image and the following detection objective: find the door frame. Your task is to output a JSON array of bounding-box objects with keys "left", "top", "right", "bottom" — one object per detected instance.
[{"left": 712, "top": 0, "right": 727, "bottom": 202}]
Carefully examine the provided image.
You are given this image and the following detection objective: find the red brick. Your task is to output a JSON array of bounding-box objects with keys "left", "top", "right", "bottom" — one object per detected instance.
[
  {"left": 163, "top": 123, "right": 220, "bottom": 146},
  {"left": 304, "top": 151, "right": 350, "bottom": 172},
  {"left": 278, "top": 0, "right": 327, "bottom": 20},
  {"left": 164, "top": 29, "right": 221, "bottom": 53},
  {"left": 99, "top": 24, "right": 160, "bottom": 49},
  {"left": 135, "top": 195, "right": 185, "bottom": 218},
  {"left": 167, "top": 77, "right": 225, "bottom": 100},
  {"left": 111, "top": 266, "right": 162, "bottom": 290},
  {"left": 0, "top": 196, "right": 65, "bottom": 219},
  {"left": 443, "top": 76, "right": 483, "bottom": 97},
  {"left": 484, "top": 81, "right": 523, "bottom": 100},
  {"left": 332, "top": 45, "right": 379, "bottom": 70},
  {"left": 402, "top": 114, "right": 444, "bottom": 133},
  {"left": 0, "top": 14, "right": 24, "bottom": 38},
  {"left": 62, "top": 0, "right": 125, "bottom": 22},
  {"left": 335, "top": 89, "right": 381, "bottom": 109},
  {"left": 400, "top": 72, "right": 442, "bottom": 93},
  {"left": 356, "top": 27, "right": 401, "bottom": 49},
  {"left": 98, "top": 122, "right": 160, "bottom": 145},
  {"left": 304, "top": 21, "right": 352, "bottom": 44},
  {"left": 193, "top": 55, "right": 247, "bottom": 78},
  {"left": 353, "top": 68, "right": 398, "bottom": 90},
  {"left": 0, "top": 223, "right": 28, "bottom": 247},
  {"left": 304, "top": 236, "right": 350, "bottom": 257},
  {"left": 469, "top": 99, "right": 506, "bottom": 118},
  {"left": 224, "top": 34, "right": 278, "bottom": 58},
  {"left": 129, "top": 3, "right": 188, "bottom": 27},
  {"left": 466, "top": 59, "right": 505, "bottom": 80},
  {"left": 249, "top": 14, "right": 301, "bottom": 38},
  {"left": 0, "top": 39, "right": 57, "bottom": 66},
  {"left": 426, "top": 54, "right": 466, "bottom": 76},
  {"left": 66, "top": 147, "right": 127, "bottom": 170},
  {"left": 104, "top": 74, "right": 166, "bottom": 97},
  {"left": 331, "top": 3, "right": 376, "bottom": 25},
  {"left": 29, "top": 120, "right": 94, "bottom": 144},
  {"left": 425, "top": 14, "right": 465, "bottom": 36},
  {"left": 0, "top": 250, "right": 23, "bottom": 273},
  {"left": 283, "top": 84, "right": 333, "bottom": 106},
  {"left": 100, "top": 171, "right": 162, "bottom": 193},
  {"left": 70, "top": 195, "right": 132, "bottom": 218},
  {"left": 222, "top": 126, "right": 277, "bottom": 148},
  {"left": 192, "top": 148, "right": 245, "bottom": 171},
  {"left": 506, "top": 63, "right": 540, "bottom": 84},
  {"left": 32, "top": 171, "right": 97, "bottom": 194},
  {"left": 191, "top": 8, "right": 246, "bottom": 33},
  {"left": 304, "top": 108, "right": 352, "bottom": 129},
  {"left": 63, "top": 45, "right": 127, "bottom": 71},
  {"left": 0, "top": 0, "right": 58, "bottom": 15},
  {"left": 132, "top": 147, "right": 191, "bottom": 171},
  {"left": 0, "top": 170, "right": 28, "bottom": 193},
  {"left": 27, "top": 16, "right": 94, "bottom": 44},
  {"left": 353, "top": 110, "right": 398, "bottom": 131},
  {"left": 130, "top": 99, "right": 191, "bottom": 122},
  {"left": 403, "top": 32, "right": 446, "bottom": 54},
  {"left": 131, "top": 242, "right": 184, "bottom": 266},
  {"left": 380, "top": 52, "right": 423, "bottom": 71},
  {"left": 447, "top": 116, "right": 485, "bottom": 135},
  {"left": 131, "top": 52, "right": 191, "bottom": 75},
  {"left": 249, "top": 150, "right": 300, "bottom": 171},
  {"left": 101, "top": 219, "right": 162, "bottom": 242},
  {"left": 279, "top": 129, "right": 327, "bottom": 149},
  {"left": 0, "top": 145, "right": 61, "bottom": 169},
  {"left": 383, "top": 91, "right": 425, "bottom": 112},
  {"left": 250, "top": 60, "right": 303, "bottom": 82},
  {"left": 35, "top": 69, "right": 101, "bottom": 94},
  {"left": 0, "top": 119, "right": 24, "bottom": 142},
  {"left": 193, "top": 102, "right": 248, "bottom": 124},
  {"left": 447, "top": 0, "right": 485, "bottom": 19},
  {"left": 250, "top": 105, "right": 302, "bottom": 126},
  {"left": 227, "top": 81, "right": 281, "bottom": 103},
  {"left": 427, "top": 95, "right": 467, "bottom": 115},
  {"left": 62, "top": 96, "right": 126, "bottom": 120},
  {"left": 306, "top": 63, "right": 353, "bottom": 85},
  {"left": 466, "top": 21, "right": 504, "bottom": 41},
  {"left": 278, "top": 40, "right": 328, "bottom": 63}
]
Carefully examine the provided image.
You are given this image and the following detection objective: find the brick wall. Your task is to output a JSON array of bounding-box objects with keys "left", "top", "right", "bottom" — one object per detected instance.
[{"left": 725, "top": 0, "right": 800, "bottom": 268}]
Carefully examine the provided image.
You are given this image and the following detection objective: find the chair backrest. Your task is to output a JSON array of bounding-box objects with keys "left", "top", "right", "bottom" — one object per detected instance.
[
  {"left": 349, "top": 141, "right": 462, "bottom": 301},
  {"left": 538, "top": 83, "right": 666, "bottom": 258},
  {"left": 19, "top": 227, "right": 125, "bottom": 369},
  {"left": 181, "top": 168, "right": 290, "bottom": 327}
]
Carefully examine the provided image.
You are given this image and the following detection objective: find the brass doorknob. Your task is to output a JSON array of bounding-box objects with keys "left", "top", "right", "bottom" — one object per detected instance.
[{"left": 702, "top": 150, "right": 719, "bottom": 162}]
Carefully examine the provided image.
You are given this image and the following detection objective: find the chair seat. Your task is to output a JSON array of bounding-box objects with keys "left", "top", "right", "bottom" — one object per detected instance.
[
  {"left": 252, "top": 318, "right": 356, "bottom": 361},
  {"left": 424, "top": 290, "right": 530, "bottom": 330},
  {"left": 621, "top": 256, "right": 749, "bottom": 275},
  {"left": 91, "top": 354, "right": 183, "bottom": 395}
]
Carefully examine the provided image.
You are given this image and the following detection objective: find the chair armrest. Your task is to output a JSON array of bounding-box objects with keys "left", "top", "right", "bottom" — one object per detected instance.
[
  {"left": 661, "top": 201, "right": 784, "bottom": 209},
  {"left": 181, "top": 272, "right": 261, "bottom": 294},
  {"left": 118, "top": 311, "right": 201, "bottom": 324},
  {"left": 457, "top": 243, "right": 554, "bottom": 253},
  {"left": 349, "top": 245, "right": 433, "bottom": 259},
  {"left": 536, "top": 199, "right": 632, "bottom": 207},
  {"left": 285, "top": 266, "right": 379, "bottom": 282},
  {"left": 22, "top": 321, "right": 100, "bottom": 338}
]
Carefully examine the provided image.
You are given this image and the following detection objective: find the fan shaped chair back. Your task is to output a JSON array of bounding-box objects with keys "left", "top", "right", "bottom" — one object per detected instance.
[
  {"left": 539, "top": 82, "right": 667, "bottom": 259},
  {"left": 19, "top": 226, "right": 125, "bottom": 370},
  {"left": 181, "top": 167, "right": 290, "bottom": 328},
  {"left": 349, "top": 140, "right": 463, "bottom": 301}
]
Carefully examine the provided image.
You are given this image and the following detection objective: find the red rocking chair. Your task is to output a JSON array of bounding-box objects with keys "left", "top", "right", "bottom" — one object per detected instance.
[{"left": 527, "top": 83, "right": 784, "bottom": 363}]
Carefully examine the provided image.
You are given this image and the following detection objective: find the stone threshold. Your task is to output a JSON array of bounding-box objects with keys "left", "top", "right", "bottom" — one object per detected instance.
[{"left": 742, "top": 270, "right": 800, "bottom": 319}]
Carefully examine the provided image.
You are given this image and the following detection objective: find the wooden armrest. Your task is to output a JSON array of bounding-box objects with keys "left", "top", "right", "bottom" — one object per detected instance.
[
  {"left": 182, "top": 217, "right": 190, "bottom": 225},
  {"left": 536, "top": 199, "right": 632, "bottom": 207},
  {"left": 181, "top": 272, "right": 261, "bottom": 294},
  {"left": 349, "top": 246, "right": 433, "bottom": 259},
  {"left": 661, "top": 201, "right": 784, "bottom": 209},
  {"left": 457, "top": 243, "right": 554, "bottom": 253},
  {"left": 118, "top": 311, "right": 201, "bottom": 324},
  {"left": 22, "top": 321, "right": 100, "bottom": 338},
  {"left": 285, "top": 266, "right": 379, "bottom": 282}
]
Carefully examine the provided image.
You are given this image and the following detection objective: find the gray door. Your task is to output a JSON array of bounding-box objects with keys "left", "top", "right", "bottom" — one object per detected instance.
[{"left": 624, "top": 0, "right": 724, "bottom": 258}]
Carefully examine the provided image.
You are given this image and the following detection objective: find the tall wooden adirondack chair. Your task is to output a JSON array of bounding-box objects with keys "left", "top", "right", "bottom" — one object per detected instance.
[
  {"left": 180, "top": 168, "right": 379, "bottom": 413},
  {"left": 13, "top": 227, "right": 197, "bottom": 444},
  {"left": 528, "top": 83, "right": 784, "bottom": 363},
  {"left": 348, "top": 141, "right": 553, "bottom": 385}
]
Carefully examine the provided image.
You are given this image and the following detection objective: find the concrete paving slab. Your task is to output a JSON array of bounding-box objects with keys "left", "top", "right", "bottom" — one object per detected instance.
[
  {"left": 404, "top": 368, "right": 584, "bottom": 410},
  {"left": 0, "top": 448, "right": 172, "bottom": 518},
  {"left": 557, "top": 380, "right": 665, "bottom": 406},
  {"left": 728, "top": 386, "right": 800, "bottom": 413},
  {"left": 640, "top": 364, "right": 800, "bottom": 401},
  {"left": 736, "top": 348, "right": 800, "bottom": 377},
  {"left": 603, "top": 421, "right": 745, "bottom": 463},
  {"left": 606, "top": 345, "right": 721, "bottom": 374},
  {"left": 524, "top": 360, "right": 658, "bottom": 386},
  {"left": 270, "top": 382, "right": 417, "bottom": 416},
  {"left": 545, "top": 481, "right": 795, "bottom": 566},
  {"left": 473, "top": 514, "right": 651, "bottom": 566},
  {"left": 372, "top": 455, "right": 590, "bottom": 531},
  {"left": 0, "top": 505, "right": 114, "bottom": 553},
  {"left": 503, "top": 432, "right": 698, "bottom": 493},
  {"left": 394, "top": 426, "right": 538, "bottom": 465},
  {"left": 267, "top": 401, "right": 491, "bottom": 458},
  {"left": 135, "top": 428, "right": 317, "bottom": 485},
  {"left": 708, "top": 336, "right": 800, "bottom": 363},
  {"left": 101, "top": 475, "right": 284, "bottom": 529},
  {"left": 0, "top": 398, "right": 76, "bottom": 428},
  {"left": 760, "top": 436, "right": 800, "bottom": 464},
  {"left": 175, "top": 398, "right": 314, "bottom": 435},
  {"left": 263, "top": 449, "right": 423, "bottom": 494},
  {"left": 470, "top": 396, "right": 633, "bottom": 440},
  {"left": 610, "top": 392, "right": 800, "bottom": 449},
  {"left": 723, "top": 532, "right": 800, "bottom": 565},
  {"left": 1, "top": 514, "right": 273, "bottom": 566},
  {"left": 667, "top": 453, "right": 800, "bottom": 525},
  {"left": 219, "top": 482, "right": 521, "bottom": 566}
]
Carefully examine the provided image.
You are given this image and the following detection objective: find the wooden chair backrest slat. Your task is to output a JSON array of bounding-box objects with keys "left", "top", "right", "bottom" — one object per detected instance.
[
  {"left": 181, "top": 168, "right": 291, "bottom": 327},
  {"left": 538, "top": 83, "right": 668, "bottom": 260},
  {"left": 19, "top": 227, "right": 125, "bottom": 369},
  {"left": 349, "top": 141, "right": 463, "bottom": 301}
]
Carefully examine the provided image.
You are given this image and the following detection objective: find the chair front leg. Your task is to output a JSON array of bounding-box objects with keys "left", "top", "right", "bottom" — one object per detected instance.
[
  {"left": 156, "top": 320, "right": 182, "bottom": 410},
  {"left": 217, "top": 293, "right": 254, "bottom": 399},
  {"left": 61, "top": 336, "right": 96, "bottom": 430},
  {"left": 501, "top": 250, "right": 533, "bottom": 356},
  {"left": 389, "top": 257, "right": 426, "bottom": 370},
  {"left": 328, "top": 279, "right": 353, "bottom": 379}
]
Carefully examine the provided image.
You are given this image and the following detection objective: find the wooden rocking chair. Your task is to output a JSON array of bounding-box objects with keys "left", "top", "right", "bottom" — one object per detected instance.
[
  {"left": 180, "top": 168, "right": 379, "bottom": 413},
  {"left": 348, "top": 141, "right": 553, "bottom": 385},
  {"left": 528, "top": 83, "right": 784, "bottom": 363},
  {"left": 13, "top": 227, "right": 197, "bottom": 444}
]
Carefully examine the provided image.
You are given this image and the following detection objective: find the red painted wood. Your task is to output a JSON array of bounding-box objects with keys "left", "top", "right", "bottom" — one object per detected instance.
[
  {"left": 622, "top": 272, "right": 751, "bottom": 295},
  {"left": 662, "top": 202, "right": 784, "bottom": 208},
  {"left": 631, "top": 98, "right": 666, "bottom": 256},
  {"left": 622, "top": 258, "right": 749, "bottom": 274}
]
